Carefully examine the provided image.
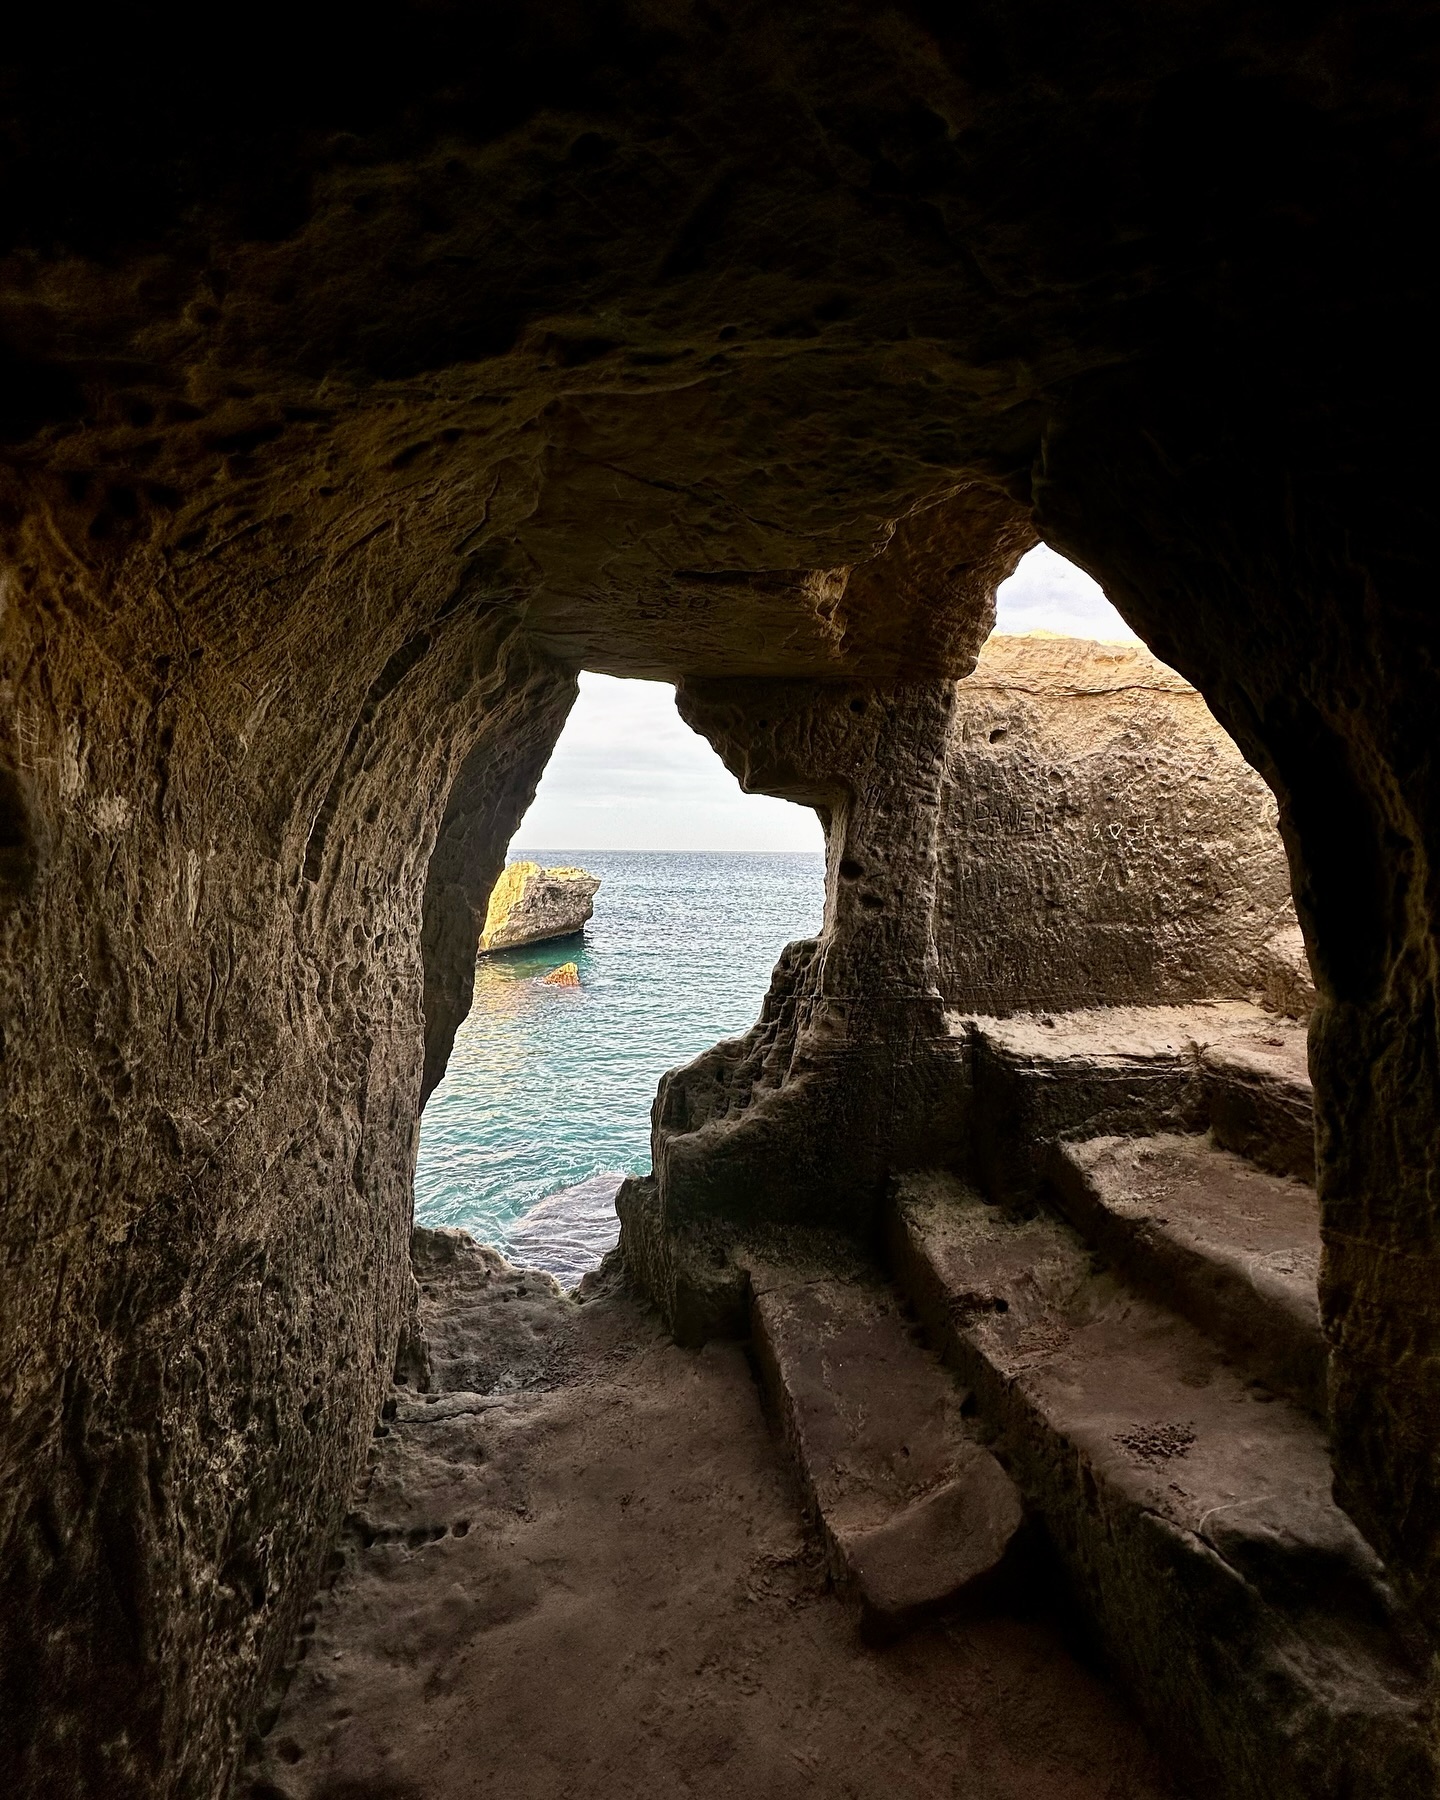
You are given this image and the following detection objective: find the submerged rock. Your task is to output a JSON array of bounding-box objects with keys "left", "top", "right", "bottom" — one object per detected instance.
[
  {"left": 479, "top": 862, "right": 600, "bottom": 954},
  {"left": 542, "top": 961, "right": 580, "bottom": 987},
  {"left": 503, "top": 1172, "right": 626, "bottom": 1287}
]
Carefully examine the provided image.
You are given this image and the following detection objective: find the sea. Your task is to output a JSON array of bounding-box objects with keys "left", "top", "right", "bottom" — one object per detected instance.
[{"left": 413, "top": 850, "right": 827, "bottom": 1285}]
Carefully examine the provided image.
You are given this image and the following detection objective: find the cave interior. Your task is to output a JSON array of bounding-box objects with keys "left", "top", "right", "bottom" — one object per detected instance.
[{"left": 3, "top": 5, "right": 1440, "bottom": 1797}]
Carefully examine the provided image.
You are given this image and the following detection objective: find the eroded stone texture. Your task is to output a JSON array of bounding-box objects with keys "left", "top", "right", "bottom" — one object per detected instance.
[
  {"left": 622, "top": 638, "right": 1298, "bottom": 1336},
  {"left": 748, "top": 1263, "right": 1023, "bottom": 1635},
  {"left": 889, "top": 1170, "right": 1436, "bottom": 1800},
  {"left": 1, "top": 6, "right": 1439, "bottom": 1792},
  {"left": 0, "top": 572, "right": 573, "bottom": 1797},
  {"left": 619, "top": 678, "right": 977, "bottom": 1338},
  {"left": 936, "top": 635, "right": 1298, "bottom": 1014}
]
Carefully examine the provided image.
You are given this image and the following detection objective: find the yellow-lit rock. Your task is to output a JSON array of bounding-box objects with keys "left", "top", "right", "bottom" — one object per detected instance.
[{"left": 478, "top": 863, "right": 600, "bottom": 954}]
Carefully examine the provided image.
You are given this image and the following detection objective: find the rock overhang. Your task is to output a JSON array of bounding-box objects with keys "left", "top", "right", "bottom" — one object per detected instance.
[
  {"left": 3, "top": 9, "right": 1440, "bottom": 1797},
  {"left": 8, "top": 3, "right": 1414, "bottom": 700}
]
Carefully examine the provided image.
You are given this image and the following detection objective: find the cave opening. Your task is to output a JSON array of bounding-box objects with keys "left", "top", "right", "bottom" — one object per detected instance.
[
  {"left": 4, "top": 17, "right": 1437, "bottom": 1793},
  {"left": 411, "top": 548, "right": 1159, "bottom": 1295},
  {"left": 276, "top": 543, "right": 1332, "bottom": 1795},
  {"left": 993, "top": 543, "right": 1140, "bottom": 641},
  {"left": 414, "top": 672, "right": 826, "bottom": 1285}
]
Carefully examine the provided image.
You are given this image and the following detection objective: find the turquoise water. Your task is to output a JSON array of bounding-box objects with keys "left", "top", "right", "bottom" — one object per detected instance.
[{"left": 414, "top": 850, "right": 827, "bottom": 1274}]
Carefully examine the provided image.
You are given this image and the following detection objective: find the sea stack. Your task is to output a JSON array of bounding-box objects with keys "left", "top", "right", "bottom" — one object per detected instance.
[{"left": 479, "top": 862, "right": 601, "bottom": 954}]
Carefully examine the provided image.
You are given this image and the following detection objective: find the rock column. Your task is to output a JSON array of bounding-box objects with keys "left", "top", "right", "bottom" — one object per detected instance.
[{"left": 617, "top": 679, "right": 967, "bottom": 1340}]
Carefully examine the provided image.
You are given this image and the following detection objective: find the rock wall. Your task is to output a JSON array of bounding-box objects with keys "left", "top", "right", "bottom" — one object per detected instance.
[
  {"left": 622, "top": 634, "right": 1300, "bottom": 1335},
  {"left": 0, "top": 514, "right": 573, "bottom": 1794},
  {"left": 935, "top": 635, "right": 1298, "bottom": 1014},
  {"left": 2, "top": 5, "right": 1439, "bottom": 1790},
  {"left": 421, "top": 670, "right": 578, "bottom": 1106}
]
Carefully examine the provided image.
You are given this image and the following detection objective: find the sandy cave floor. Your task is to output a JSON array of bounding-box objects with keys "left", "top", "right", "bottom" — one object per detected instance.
[{"left": 242, "top": 1241, "right": 1174, "bottom": 1800}]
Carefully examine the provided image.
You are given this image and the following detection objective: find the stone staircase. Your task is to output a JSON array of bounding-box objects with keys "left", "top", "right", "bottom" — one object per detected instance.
[
  {"left": 748, "top": 1004, "right": 1438, "bottom": 1800},
  {"left": 1047, "top": 1132, "right": 1324, "bottom": 1415},
  {"left": 746, "top": 1257, "right": 1023, "bottom": 1640},
  {"left": 965, "top": 1001, "right": 1317, "bottom": 1204}
]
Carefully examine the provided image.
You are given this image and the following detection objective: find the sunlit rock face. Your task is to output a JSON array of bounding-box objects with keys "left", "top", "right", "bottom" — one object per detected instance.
[
  {"left": 935, "top": 635, "right": 1299, "bottom": 1015},
  {"left": 1, "top": 5, "right": 1438, "bottom": 1794},
  {"left": 620, "top": 637, "right": 1298, "bottom": 1337},
  {"left": 477, "top": 861, "right": 600, "bottom": 954}
]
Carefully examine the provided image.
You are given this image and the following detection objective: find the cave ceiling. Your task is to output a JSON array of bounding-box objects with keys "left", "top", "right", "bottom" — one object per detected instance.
[{"left": 4, "top": 2, "right": 1427, "bottom": 688}]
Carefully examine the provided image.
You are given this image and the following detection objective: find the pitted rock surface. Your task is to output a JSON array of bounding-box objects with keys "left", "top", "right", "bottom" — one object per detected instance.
[
  {"left": 2, "top": 9, "right": 1440, "bottom": 1795},
  {"left": 937, "top": 635, "right": 1298, "bottom": 1015},
  {"left": 621, "top": 655, "right": 1298, "bottom": 1336}
]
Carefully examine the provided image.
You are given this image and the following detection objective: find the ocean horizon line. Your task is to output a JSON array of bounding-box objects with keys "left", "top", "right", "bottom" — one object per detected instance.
[{"left": 508, "top": 845, "right": 825, "bottom": 856}]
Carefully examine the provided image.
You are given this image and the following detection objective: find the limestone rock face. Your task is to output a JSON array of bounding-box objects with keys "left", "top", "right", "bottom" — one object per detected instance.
[
  {"left": 0, "top": 595, "right": 575, "bottom": 1800},
  {"left": 936, "top": 635, "right": 1300, "bottom": 1015},
  {"left": 479, "top": 863, "right": 599, "bottom": 954},
  {"left": 622, "top": 637, "right": 1300, "bottom": 1338},
  {"left": 620, "top": 678, "right": 971, "bottom": 1340},
  {"left": 1, "top": 8, "right": 1438, "bottom": 1794},
  {"left": 1256, "top": 925, "right": 1319, "bottom": 1021}
]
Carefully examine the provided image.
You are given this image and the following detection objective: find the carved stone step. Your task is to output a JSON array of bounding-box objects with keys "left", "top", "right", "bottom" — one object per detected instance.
[
  {"left": 886, "top": 1171, "right": 1434, "bottom": 1800},
  {"left": 1048, "top": 1134, "right": 1325, "bottom": 1415},
  {"left": 1199, "top": 1033, "right": 1315, "bottom": 1183},
  {"left": 747, "top": 1263, "right": 1023, "bottom": 1638},
  {"left": 964, "top": 1002, "right": 1314, "bottom": 1205}
]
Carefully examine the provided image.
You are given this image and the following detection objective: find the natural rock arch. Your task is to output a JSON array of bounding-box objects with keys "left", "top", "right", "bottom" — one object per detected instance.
[{"left": 2, "top": 6, "right": 1439, "bottom": 1794}]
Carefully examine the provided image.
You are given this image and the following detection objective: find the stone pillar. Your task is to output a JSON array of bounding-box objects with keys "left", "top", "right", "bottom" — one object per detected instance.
[{"left": 617, "top": 678, "right": 969, "bottom": 1340}]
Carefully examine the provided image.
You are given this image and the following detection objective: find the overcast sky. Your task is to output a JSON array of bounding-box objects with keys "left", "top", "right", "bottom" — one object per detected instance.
[{"left": 511, "top": 545, "right": 1136, "bottom": 853}]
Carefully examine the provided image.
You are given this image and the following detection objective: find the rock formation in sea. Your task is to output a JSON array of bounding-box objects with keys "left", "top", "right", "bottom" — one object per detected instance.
[
  {"left": 541, "top": 960, "right": 581, "bottom": 987},
  {"left": 2, "top": 13, "right": 1438, "bottom": 1799},
  {"left": 479, "top": 862, "right": 600, "bottom": 954}
]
